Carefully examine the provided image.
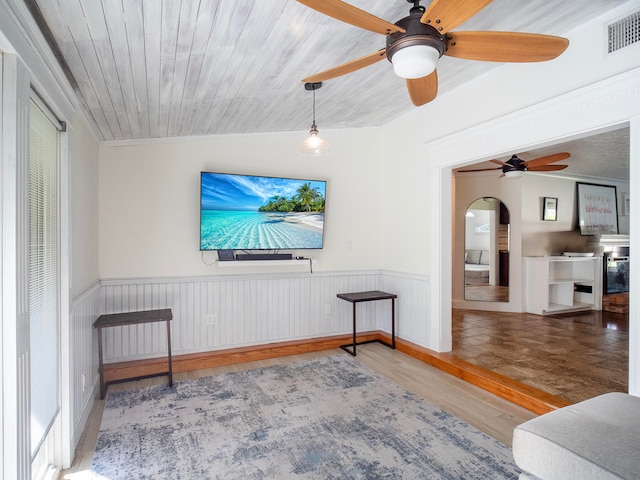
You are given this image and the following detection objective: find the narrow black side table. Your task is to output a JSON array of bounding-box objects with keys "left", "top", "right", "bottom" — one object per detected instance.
[
  {"left": 94, "top": 308, "right": 173, "bottom": 399},
  {"left": 337, "top": 290, "right": 397, "bottom": 356}
]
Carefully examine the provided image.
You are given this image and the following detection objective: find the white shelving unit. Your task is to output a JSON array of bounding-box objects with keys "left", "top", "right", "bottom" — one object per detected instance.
[{"left": 525, "top": 256, "right": 601, "bottom": 315}]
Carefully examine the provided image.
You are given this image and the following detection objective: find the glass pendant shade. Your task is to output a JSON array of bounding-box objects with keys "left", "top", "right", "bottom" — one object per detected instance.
[
  {"left": 299, "top": 124, "right": 330, "bottom": 156},
  {"left": 392, "top": 45, "right": 440, "bottom": 79}
]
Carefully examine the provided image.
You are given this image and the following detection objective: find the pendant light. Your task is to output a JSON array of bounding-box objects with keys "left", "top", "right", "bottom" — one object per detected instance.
[{"left": 299, "top": 82, "right": 330, "bottom": 156}]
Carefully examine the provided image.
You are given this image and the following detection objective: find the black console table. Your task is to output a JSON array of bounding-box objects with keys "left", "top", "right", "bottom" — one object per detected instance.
[
  {"left": 337, "top": 290, "right": 397, "bottom": 356},
  {"left": 94, "top": 308, "right": 173, "bottom": 399}
]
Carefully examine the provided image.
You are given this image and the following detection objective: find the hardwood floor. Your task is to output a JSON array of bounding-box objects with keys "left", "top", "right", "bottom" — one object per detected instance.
[
  {"left": 59, "top": 344, "right": 535, "bottom": 479},
  {"left": 452, "top": 308, "right": 629, "bottom": 404},
  {"left": 465, "top": 285, "right": 510, "bottom": 302}
]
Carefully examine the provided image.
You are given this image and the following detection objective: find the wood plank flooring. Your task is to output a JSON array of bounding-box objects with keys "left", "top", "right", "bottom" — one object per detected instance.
[{"left": 59, "top": 344, "right": 536, "bottom": 479}]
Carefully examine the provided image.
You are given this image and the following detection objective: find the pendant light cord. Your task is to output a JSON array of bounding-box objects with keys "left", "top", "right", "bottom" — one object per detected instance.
[{"left": 311, "top": 87, "right": 317, "bottom": 129}]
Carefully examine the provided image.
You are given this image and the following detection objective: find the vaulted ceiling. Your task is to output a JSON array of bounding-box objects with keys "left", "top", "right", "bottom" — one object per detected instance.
[{"left": 28, "top": 0, "right": 624, "bottom": 142}]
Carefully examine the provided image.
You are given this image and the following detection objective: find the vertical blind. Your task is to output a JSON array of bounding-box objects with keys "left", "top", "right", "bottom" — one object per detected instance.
[{"left": 29, "top": 98, "right": 60, "bottom": 456}]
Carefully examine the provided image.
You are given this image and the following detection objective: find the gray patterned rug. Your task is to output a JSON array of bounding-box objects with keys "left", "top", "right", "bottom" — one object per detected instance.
[{"left": 92, "top": 355, "right": 520, "bottom": 479}]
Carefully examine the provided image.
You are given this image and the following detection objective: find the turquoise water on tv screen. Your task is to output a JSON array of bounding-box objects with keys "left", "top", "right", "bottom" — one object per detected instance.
[{"left": 200, "top": 210, "right": 324, "bottom": 250}]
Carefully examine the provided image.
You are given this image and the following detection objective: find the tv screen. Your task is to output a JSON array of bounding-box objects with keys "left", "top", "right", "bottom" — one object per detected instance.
[{"left": 200, "top": 172, "right": 326, "bottom": 251}]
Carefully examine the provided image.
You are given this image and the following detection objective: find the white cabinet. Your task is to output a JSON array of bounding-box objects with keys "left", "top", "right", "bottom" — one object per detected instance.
[{"left": 525, "top": 256, "right": 601, "bottom": 315}]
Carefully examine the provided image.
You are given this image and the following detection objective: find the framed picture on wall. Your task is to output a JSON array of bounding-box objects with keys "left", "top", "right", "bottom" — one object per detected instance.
[
  {"left": 542, "top": 197, "right": 558, "bottom": 221},
  {"left": 576, "top": 182, "right": 618, "bottom": 235}
]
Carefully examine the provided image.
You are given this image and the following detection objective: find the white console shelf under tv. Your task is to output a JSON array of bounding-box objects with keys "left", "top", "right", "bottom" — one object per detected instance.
[
  {"left": 217, "top": 259, "right": 312, "bottom": 267},
  {"left": 524, "top": 256, "right": 602, "bottom": 315}
]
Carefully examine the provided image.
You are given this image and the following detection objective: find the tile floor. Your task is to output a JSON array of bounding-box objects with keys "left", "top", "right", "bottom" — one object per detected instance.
[{"left": 452, "top": 308, "right": 629, "bottom": 404}]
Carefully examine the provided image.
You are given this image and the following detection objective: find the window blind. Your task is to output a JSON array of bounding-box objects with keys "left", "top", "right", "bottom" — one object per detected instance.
[{"left": 29, "top": 98, "right": 60, "bottom": 456}]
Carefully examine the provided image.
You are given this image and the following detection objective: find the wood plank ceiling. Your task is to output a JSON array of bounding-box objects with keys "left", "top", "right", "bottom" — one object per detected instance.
[{"left": 29, "top": 0, "right": 624, "bottom": 142}]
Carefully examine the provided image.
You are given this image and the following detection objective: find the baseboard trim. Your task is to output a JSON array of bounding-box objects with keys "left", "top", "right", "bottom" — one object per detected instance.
[
  {"left": 394, "top": 337, "right": 571, "bottom": 414},
  {"left": 102, "top": 332, "right": 381, "bottom": 384},
  {"left": 103, "top": 332, "right": 571, "bottom": 414}
]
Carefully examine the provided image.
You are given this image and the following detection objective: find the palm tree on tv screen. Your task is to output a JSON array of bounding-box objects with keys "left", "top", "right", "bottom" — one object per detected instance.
[{"left": 295, "top": 183, "right": 319, "bottom": 212}]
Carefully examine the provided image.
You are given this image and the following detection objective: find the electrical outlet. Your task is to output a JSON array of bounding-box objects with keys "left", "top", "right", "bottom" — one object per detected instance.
[
  {"left": 324, "top": 304, "right": 332, "bottom": 315},
  {"left": 206, "top": 313, "right": 218, "bottom": 326}
]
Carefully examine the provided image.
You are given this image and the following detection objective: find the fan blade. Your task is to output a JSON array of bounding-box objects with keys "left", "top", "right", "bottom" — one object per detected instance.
[
  {"left": 445, "top": 32, "right": 569, "bottom": 62},
  {"left": 524, "top": 152, "right": 571, "bottom": 168},
  {"left": 302, "top": 50, "right": 387, "bottom": 83},
  {"left": 406, "top": 70, "right": 438, "bottom": 106},
  {"left": 490, "top": 159, "right": 507, "bottom": 166},
  {"left": 421, "top": 0, "right": 492, "bottom": 33},
  {"left": 527, "top": 164, "right": 568, "bottom": 172},
  {"left": 297, "top": 0, "right": 404, "bottom": 35},
  {"left": 458, "top": 166, "right": 502, "bottom": 173}
]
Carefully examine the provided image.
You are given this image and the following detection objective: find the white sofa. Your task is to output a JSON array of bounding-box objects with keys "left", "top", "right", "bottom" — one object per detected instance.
[{"left": 513, "top": 392, "right": 640, "bottom": 479}]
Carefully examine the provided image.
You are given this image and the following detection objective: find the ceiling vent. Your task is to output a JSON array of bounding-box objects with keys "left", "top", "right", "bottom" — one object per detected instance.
[{"left": 607, "top": 10, "right": 640, "bottom": 53}]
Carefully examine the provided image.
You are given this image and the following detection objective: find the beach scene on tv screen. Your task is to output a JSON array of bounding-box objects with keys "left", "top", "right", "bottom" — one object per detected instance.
[{"left": 200, "top": 173, "right": 326, "bottom": 250}]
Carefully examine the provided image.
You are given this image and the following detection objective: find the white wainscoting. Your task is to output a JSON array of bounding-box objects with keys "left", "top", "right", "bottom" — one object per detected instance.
[
  {"left": 69, "top": 282, "right": 101, "bottom": 450},
  {"left": 381, "top": 271, "right": 430, "bottom": 346},
  {"left": 98, "top": 270, "right": 430, "bottom": 363}
]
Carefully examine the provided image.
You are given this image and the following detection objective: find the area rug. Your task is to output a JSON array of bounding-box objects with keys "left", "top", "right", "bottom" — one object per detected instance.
[{"left": 92, "top": 355, "right": 520, "bottom": 479}]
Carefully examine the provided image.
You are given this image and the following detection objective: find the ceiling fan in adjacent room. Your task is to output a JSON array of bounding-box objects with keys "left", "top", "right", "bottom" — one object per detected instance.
[
  {"left": 298, "top": 0, "right": 569, "bottom": 106},
  {"left": 458, "top": 152, "right": 571, "bottom": 178}
]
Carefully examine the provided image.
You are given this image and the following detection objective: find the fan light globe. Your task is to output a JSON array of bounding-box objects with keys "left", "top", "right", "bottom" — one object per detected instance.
[
  {"left": 392, "top": 45, "right": 440, "bottom": 79},
  {"left": 504, "top": 170, "right": 524, "bottom": 179}
]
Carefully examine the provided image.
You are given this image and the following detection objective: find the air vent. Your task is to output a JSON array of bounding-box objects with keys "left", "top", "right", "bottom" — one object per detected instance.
[{"left": 607, "top": 10, "right": 640, "bottom": 53}]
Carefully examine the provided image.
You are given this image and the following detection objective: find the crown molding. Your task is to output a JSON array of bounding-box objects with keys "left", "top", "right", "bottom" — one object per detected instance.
[{"left": 428, "top": 67, "right": 640, "bottom": 167}]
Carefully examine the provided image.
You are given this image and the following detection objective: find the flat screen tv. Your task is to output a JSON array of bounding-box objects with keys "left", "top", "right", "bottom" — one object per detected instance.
[{"left": 200, "top": 172, "right": 326, "bottom": 251}]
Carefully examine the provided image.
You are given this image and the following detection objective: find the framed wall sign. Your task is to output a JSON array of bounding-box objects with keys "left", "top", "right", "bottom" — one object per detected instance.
[
  {"left": 576, "top": 182, "right": 618, "bottom": 235},
  {"left": 542, "top": 197, "right": 558, "bottom": 221}
]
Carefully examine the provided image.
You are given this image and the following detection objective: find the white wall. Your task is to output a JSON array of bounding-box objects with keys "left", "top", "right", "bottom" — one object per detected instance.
[
  {"left": 67, "top": 110, "right": 101, "bottom": 458},
  {"left": 521, "top": 174, "right": 630, "bottom": 257},
  {"left": 71, "top": 112, "right": 100, "bottom": 295},
  {"left": 99, "top": 128, "right": 382, "bottom": 279},
  {"left": 521, "top": 175, "right": 587, "bottom": 257},
  {"left": 95, "top": 126, "right": 434, "bottom": 398}
]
